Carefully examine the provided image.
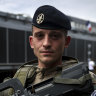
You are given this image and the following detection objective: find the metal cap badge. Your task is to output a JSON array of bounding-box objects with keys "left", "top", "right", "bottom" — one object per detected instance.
[{"left": 36, "top": 13, "right": 44, "bottom": 24}]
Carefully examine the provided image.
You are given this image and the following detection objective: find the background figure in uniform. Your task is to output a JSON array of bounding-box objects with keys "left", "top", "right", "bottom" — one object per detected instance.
[{"left": 88, "top": 58, "right": 95, "bottom": 72}]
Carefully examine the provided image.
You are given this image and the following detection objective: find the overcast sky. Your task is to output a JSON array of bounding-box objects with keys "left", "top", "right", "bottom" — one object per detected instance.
[{"left": 0, "top": 0, "right": 96, "bottom": 22}]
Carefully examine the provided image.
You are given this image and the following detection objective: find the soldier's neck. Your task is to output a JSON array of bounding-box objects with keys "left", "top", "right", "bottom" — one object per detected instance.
[{"left": 38, "top": 60, "right": 62, "bottom": 68}]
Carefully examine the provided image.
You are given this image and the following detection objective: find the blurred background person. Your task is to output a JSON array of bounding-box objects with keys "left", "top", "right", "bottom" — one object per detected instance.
[{"left": 88, "top": 58, "right": 95, "bottom": 73}]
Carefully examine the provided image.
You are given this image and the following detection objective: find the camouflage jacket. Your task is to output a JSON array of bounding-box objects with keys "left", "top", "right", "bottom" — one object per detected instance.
[{"left": 0, "top": 56, "right": 96, "bottom": 96}]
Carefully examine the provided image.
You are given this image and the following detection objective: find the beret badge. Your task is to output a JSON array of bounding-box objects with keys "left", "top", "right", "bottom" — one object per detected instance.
[{"left": 36, "top": 13, "right": 44, "bottom": 24}]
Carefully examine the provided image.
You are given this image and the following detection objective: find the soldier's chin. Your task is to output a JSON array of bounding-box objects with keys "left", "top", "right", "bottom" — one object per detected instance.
[{"left": 41, "top": 58, "right": 56, "bottom": 65}]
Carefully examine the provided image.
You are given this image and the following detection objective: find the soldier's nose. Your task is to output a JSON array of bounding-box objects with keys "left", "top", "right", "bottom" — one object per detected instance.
[{"left": 43, "top": 36, "right": 51, "bottom": 48}]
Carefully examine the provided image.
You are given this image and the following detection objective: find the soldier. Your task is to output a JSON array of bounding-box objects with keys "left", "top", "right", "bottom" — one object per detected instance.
[{"left": 1, "top": 5, "right": 96, "bottom": 96}]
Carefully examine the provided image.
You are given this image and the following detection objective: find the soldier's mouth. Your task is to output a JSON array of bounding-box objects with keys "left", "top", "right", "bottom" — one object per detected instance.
[{"left": 40, "top": 51, "right": 54, "bottom": 55}]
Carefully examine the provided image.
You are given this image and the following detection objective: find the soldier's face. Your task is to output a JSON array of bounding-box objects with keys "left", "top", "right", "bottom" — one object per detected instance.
[{"left": 29, "top": 26, "right": 71, "bottom": 67}]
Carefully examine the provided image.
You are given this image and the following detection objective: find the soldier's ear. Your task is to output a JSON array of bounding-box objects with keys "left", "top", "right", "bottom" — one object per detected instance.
[
  {"left": 65, "top": 36, "right": 71, "bottom": 48},
  {"left": 29, "top": 36, "right": 34, "bottom": 49}
]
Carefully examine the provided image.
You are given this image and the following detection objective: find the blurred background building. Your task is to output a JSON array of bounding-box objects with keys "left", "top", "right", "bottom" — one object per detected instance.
[{"left": 0, "top": 11, "right": 96, "bottom": 82}]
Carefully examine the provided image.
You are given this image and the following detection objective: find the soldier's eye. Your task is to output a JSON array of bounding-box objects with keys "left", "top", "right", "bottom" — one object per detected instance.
[
  {"left": 50, "top": 33, "right": 62, "bottom": 40},
  {"left": 34, "top": 32, "right": 44, "bottom": 39}
]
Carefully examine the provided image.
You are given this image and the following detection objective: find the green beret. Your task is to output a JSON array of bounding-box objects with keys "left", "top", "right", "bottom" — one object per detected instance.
[{"left": 32, "top": 5, "right": 71, "bottom": 30}]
